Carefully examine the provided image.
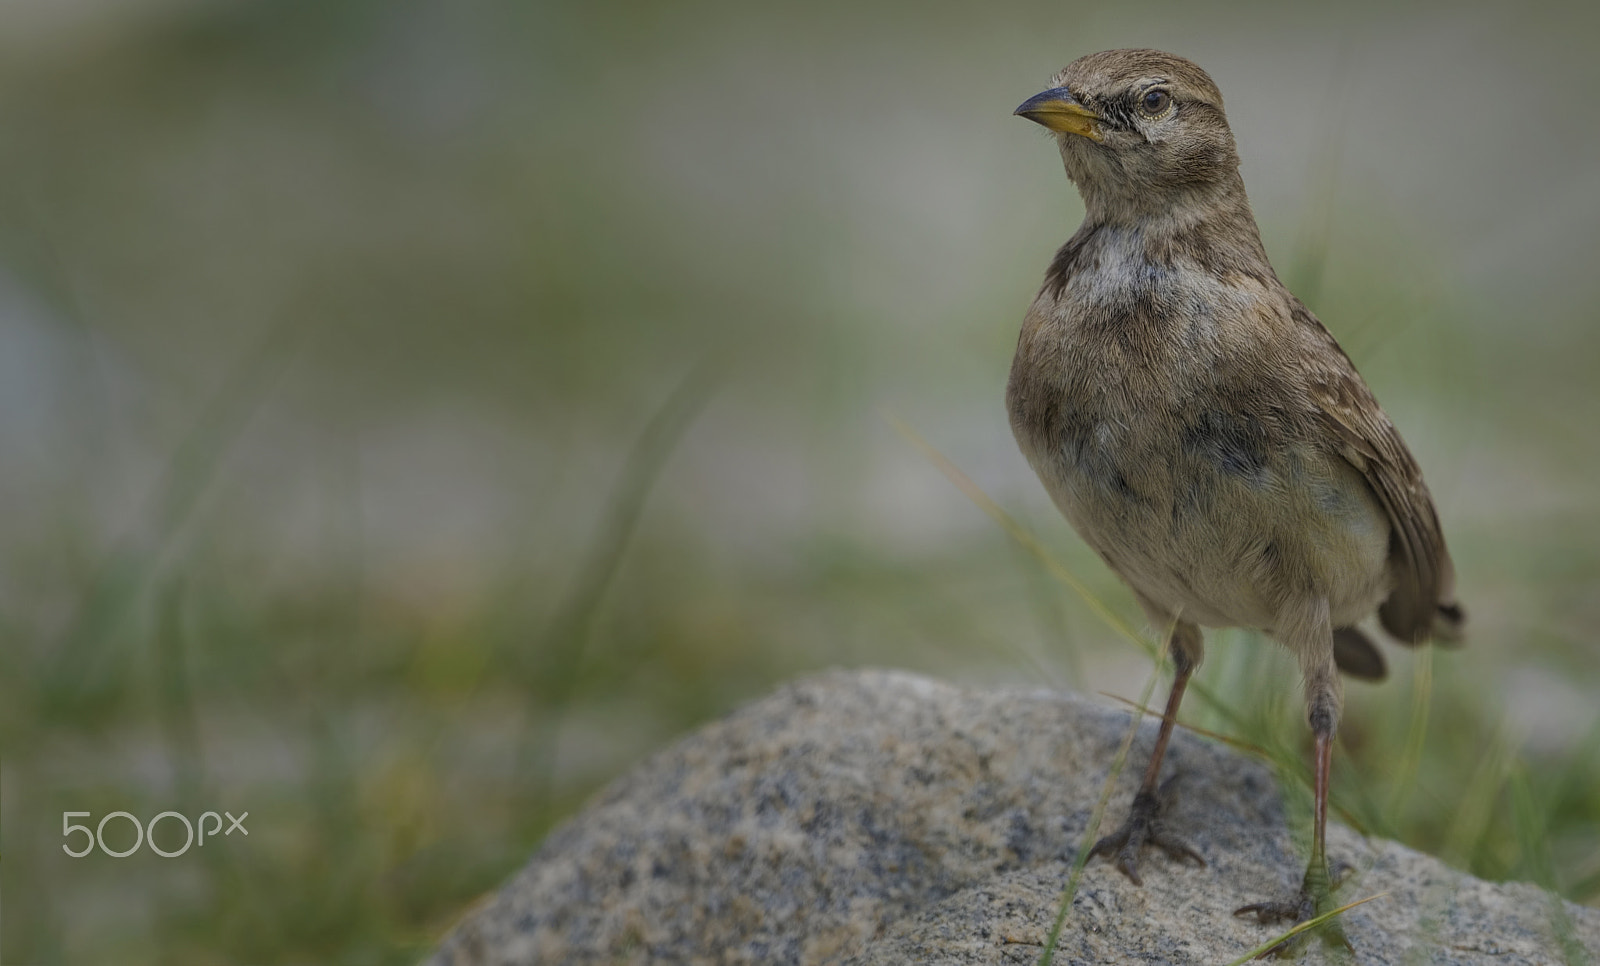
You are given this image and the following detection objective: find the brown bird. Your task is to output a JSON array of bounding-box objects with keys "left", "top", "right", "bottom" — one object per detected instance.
[{"left": 1008, "top": 49, "right": 1463, "bottom": 950}]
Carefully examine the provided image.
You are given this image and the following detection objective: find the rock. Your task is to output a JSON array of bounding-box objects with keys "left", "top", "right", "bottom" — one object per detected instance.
[{"left": 428, "top": 669, "right": 1599, "bottom": 965}]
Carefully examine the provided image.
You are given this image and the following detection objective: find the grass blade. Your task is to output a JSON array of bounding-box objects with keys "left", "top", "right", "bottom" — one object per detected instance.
[
  {"left": 1224, "top": 892, "right": 1388, "bottom": 965},
  {"left": 1097, "top": 692, "right": 1270, "bottom": 758},
  {"left": 44, "top": 315, "right": 305, "bottom": 712},
  {"left": 522, "top": 360, "right": 723, "bottom": 823},
  {"left": 883, "top": 413, "right": 1250, "bottom": 734},
  {"left": 1037, "top": 656, "right": 1166, "bottom": 966},
  {"left": 1386, "top": 645, "right": 1433, "bottom": 827},
  {"left": 883, "top": 410, "right": 1147, "bottom": 653}
]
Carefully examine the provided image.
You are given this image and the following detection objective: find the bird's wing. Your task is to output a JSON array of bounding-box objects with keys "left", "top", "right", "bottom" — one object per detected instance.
[{"left": 1291, "top": 302, "right": 1463, "bottom": 644}]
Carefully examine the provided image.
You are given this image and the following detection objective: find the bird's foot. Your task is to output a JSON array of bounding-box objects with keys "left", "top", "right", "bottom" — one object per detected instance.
[
  {"left": 1233, "top": 865, "right": 1353, "bottom": 960},
  {"left": 1088, "top": 777, "right": 1204, "bottom": 886}
]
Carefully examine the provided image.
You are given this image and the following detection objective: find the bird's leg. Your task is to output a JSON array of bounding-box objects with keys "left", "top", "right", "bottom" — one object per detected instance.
[
  {"left": 1232, "top": 718, "right": 1342, "bottom": 934},
  {"left": 1090, "top": 614, "right": 1206, "bottom": 885},
  {"left": 1235, "top": 601, "right": 1353, "bottom": 958},
  {"left": 1307, "top": 719, "right": 1336, "bottom": 897}
]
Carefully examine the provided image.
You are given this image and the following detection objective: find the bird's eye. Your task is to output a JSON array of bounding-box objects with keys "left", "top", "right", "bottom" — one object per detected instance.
[{"left": 1140, "top": 89, "right": 1171, "bottom": 116}]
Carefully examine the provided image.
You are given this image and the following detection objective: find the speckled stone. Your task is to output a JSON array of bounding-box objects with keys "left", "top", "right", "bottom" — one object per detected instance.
[{"left": 427, "top": 669, "right": 1600, "bottom": 966}]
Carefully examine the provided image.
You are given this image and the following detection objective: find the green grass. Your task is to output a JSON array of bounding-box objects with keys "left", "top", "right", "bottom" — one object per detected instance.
[
  {"left": 1038, "top": 650, "right": 1164, "bottom": 966},
  {"left": 8, "top": 399, "right": 1597, "bottom": 965}
]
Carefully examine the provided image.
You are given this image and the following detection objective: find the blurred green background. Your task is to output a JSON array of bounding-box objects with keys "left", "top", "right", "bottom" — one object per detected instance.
[{"left": 2, "top": 0, "right": 1598, "bottom": 963}]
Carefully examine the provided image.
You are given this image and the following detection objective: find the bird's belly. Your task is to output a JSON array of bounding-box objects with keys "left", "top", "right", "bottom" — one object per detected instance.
[{"left": 1028, "top": 423, "right": 1391, "bottom": 632}]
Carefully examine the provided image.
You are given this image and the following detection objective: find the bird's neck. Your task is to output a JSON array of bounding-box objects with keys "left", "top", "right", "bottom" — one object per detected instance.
[
  {"left": 1040, "top": 173, "right": 1279, "bottom": 310},
  {"left": 1077, "top": 173, "right": 1271, "bottom": 271},
  {"left": 1081, "top": 169, "right": 1252, "bottom": 232}
]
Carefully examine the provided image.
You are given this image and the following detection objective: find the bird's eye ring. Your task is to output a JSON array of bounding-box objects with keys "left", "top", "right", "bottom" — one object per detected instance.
[{"left": 1140, "top": 88, "right": 1172, "bottom": 117}]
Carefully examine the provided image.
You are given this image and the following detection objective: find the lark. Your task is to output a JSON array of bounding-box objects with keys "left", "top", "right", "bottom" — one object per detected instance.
[{"left": 1008, "top": 48, "right": 1464, "bottom": 952}]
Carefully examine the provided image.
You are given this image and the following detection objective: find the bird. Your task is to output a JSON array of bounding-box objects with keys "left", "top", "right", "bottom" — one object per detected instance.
[{"left": 1007, "top": 49, "right": 1464, "bottom": 952}]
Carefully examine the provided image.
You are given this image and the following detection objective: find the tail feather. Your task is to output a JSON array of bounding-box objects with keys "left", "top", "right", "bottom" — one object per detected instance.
[
  {"left": 1432, "top": 600, "right": 1466, "bottom": 646},
  {"left": 1333, "top": 626, "right": 1387, "bottom": 681}
]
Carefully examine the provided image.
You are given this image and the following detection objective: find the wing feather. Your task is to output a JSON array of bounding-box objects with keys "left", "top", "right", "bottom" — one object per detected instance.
[{"left": 1292, "top": 301, "right": 1462, "bottom": 644}]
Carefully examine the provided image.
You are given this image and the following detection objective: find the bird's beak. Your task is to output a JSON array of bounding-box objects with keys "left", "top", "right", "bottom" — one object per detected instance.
[{"left": 1014, "top": 87, "right": 1103, "bottom": 141}]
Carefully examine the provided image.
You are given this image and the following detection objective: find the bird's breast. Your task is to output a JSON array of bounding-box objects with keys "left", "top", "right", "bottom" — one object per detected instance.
[{"left": 1007, "top": 250, "right": 1391, "bottom": 630}]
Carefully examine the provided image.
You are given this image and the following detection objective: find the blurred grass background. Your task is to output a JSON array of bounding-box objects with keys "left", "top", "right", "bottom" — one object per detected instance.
[{"left": 1, "top": 0, "right": 1598, "bottom": 963}]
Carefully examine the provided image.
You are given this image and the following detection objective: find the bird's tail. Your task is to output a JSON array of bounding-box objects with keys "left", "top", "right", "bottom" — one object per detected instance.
[{"left": 1431, "top": 598, "right": 1466, "bottom": 645}]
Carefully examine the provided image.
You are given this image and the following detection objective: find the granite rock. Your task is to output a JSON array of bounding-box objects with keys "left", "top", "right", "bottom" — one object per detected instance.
[{"left": 429, "top": 669, "right": 1599, "bottom": 965}]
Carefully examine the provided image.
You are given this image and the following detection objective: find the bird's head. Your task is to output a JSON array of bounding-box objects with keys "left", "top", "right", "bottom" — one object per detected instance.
[{"left": 1016, "top": 49, "right": 1243, "bottom": 221}]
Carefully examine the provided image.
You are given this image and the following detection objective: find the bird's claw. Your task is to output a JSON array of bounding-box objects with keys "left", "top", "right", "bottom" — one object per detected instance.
[
  {"left": 1233, "top": 894, "right": 1315, "bottom": 925},
  {"left": 1233, "top": 881, "right": 1354, "bottom": 959},
  {"left": 1088, "top": 778, "right": 1204, "bottom": 885}
]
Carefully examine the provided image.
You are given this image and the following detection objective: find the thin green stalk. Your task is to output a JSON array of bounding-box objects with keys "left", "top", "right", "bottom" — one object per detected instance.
[
  {"left": 1224, "top": 893, "right": 1388, "bottom": 965},
  {"left": 45, "top": 315, "right": 305, "bottom": 711},
  {"left": 1038, "top": 654, "right": 1166, "bottom": 966},
  {"left": 1098, "top": 692, "right": 1269, "bottom": 759},
  {"left": 884, "top": 412, "right": 1145, "bottom": 651},
  {"left": 884, "top": 413, "right": 1249, "bottom": 735},
  {"left": 1015, "top": 539, "right": 1087, "bottom": 689},
  {"left": 1442, "top": 718, "right": 1516, "bottom": 867},
  {"left": 1386, "top": 645, "right": 1433, "bottom": 827},
  {"left": 1397, "top": 717, "right": 1520, "bottom": 964},
  {"left": 523, "top": 360, "right": 723, "bottom": 825},
  {"left": 154, "top": 582, "right": 205, "bottom": 810},
  {"left": 1509, "top": 765, "right": 1591, "bottom": 966}
]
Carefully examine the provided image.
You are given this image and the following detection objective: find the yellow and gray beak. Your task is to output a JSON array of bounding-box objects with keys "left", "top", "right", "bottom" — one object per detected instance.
[{"left": 1014, "top": 87, "right": 1103, "bottom": 141}]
